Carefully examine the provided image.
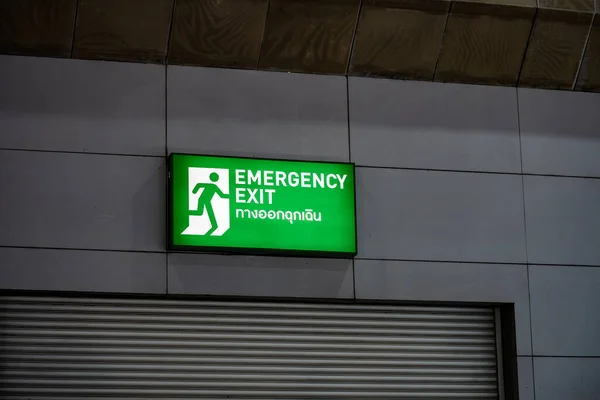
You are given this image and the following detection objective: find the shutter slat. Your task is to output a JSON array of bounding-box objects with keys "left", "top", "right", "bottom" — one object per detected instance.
[{"left": 0, "top": 329, "right": 497, "bottom": 343}]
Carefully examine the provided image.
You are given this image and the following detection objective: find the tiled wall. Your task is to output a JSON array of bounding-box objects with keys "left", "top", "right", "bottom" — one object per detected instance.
[{"left": 1, "top": 55, "right": 600, "bottom": 399}]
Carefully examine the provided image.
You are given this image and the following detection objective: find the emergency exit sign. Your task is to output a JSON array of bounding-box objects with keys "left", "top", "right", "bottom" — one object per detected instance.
[{"left": 168, "top": 154, "right": 357, "bottom": 257}]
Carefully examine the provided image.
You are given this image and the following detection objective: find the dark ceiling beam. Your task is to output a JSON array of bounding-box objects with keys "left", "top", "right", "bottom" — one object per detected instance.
[{"left": 0, "top": 0, "right": 599, "bottom": 92}]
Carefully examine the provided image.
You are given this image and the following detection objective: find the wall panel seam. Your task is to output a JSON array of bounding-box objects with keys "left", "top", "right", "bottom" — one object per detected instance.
[
  {"left": 0, "top": 148, "right": 164, "bottom": 159},
  {"left": 517, "top": 86, "right": 536, "bottom": 400}
]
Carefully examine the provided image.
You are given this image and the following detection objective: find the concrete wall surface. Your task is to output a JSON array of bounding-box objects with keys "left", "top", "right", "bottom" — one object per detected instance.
[{"left": 2, "top": 55, "right": 600, "bottom": 399}]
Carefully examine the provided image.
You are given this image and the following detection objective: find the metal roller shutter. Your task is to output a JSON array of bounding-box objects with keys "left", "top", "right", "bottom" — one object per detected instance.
[{"left": 0, "top": 296, "right": 501, "bottom": 399}]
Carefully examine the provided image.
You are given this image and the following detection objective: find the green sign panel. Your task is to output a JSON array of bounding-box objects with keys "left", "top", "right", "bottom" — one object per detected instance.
[{"left": 168, "top": 154, "right": 357, "bottom": 257}]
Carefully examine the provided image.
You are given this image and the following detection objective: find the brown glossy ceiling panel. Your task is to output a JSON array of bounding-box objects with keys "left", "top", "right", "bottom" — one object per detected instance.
[
  {"left": 168, "top": 0, "right": 269, "bottom": 68},
  {"left": 0, "top": 0, "right": 77, "bottom": 57},
  {"left": 519, "top": 2, "right": 594, "bottom": 89},
  {"left": 538, "top": 0, "right": 595, "bottom": 11},
  {"left": 435, "top": 1, "right": 536, "bottom": 85},
  {"left": 576, "top": 16, "right": 600, "bottom": 91},
  {"left": 73, "top": 0, "right": 173, "bottom": 63},
  {"left": 259, "top": 0, "right": 360, "bottom": 74},
  {"left": 349, "top": 0, "right": 450, "bottom": 80}
]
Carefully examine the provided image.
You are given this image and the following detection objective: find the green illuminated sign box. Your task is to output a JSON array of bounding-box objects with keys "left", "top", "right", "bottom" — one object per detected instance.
[{"left": 168, "top": 154, "right": 357, "bottom": 257}]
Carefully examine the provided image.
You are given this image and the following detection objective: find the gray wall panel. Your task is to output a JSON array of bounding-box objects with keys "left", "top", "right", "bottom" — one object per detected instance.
[
  {"left": 524, "top": 175, "right": 600, "bottom": 266},
  {"left": 356, "top": 167, "right": 527, "bottom": 263},
  {"left": 534, "top": 357, "right": 600, "bottom": 400},
  {"left": 519, "top": 88, "right": 600, "bottom": 177},
  {"left": 168, "top": 253, "right": 354, "bottom": 298},
  {"left": 167, "top": 66, "right": 349, "bottom": 161},
  {"left": 517, "top": 357, "right": 535, "bottom": 400},
  {"left": 349, "top": 78, "right": 521, "bottom": 173},
  {"left": 354, "top": 260, "right": 531, "bottom": 355},
  {"left": 0, "top": 55, "right": 165, "bottom": 156},
  {"left": 0, "top": 150, "right": 166, "bottom": 252},
  {"left": 0, "top": 247, "right": 166, "bottom": 294},
  {"left": 529, "top": 265, "right": 600, "bottom": 357}
]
